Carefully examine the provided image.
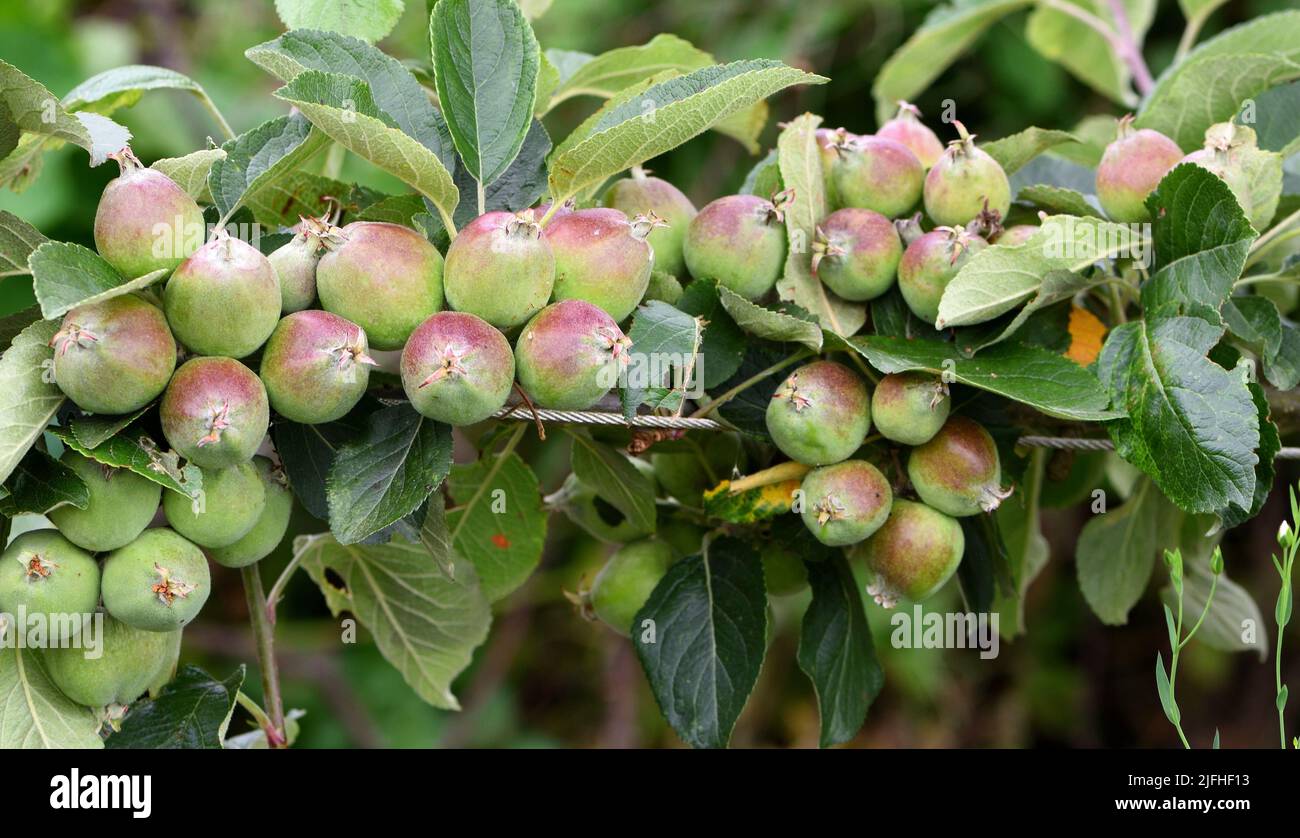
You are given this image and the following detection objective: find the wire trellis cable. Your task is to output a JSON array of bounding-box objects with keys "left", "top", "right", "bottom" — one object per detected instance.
[{"left": 491, "top": 408, "right": 1300, "bottom": 460}]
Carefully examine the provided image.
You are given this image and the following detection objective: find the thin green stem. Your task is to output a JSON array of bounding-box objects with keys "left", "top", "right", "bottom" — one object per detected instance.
[
  {"left": 1178, "top": 573, "right": 1219, "bottom": 652},
  {"left": 1234, "top": 272, "right": 1290, "bottom": 288},
  {"left": 477, "top": 180, "right": 486, "bottom": 216},
  {"left": 265, "top": 552, "right": 304, "bottom": 624},
  {"left": 1277, "top": 612, "right": 1288, "bottom": 748},
  {"left": 1246, "top": 209, "right": 1300, "bottom": 269},
  {"left": 1175, "top": 11, "right": 1208, "bottom": 63},
  {"left": 198, "top": 94, "right": 236, "bottom": 141},
  {"left": 241, "top": 565, "right": 287, "bottom": 748},
  {"left": 538, "top": 197, "right": 566, "bottom": 228},
  {"left": 689, "top": 349, "right": 811, "bottom": 419},
  {"left": 1108, "top": 283, "right": 1127, "bottom": 324},
  {"left": 843, "top": 349, "right": 880, "bottom": 385},
  {"left": 235, "top": 690, "right": 275, "bottom": 731},
  {"left": 1168, "top": 587, "right": 1191, "bottom": 749}
]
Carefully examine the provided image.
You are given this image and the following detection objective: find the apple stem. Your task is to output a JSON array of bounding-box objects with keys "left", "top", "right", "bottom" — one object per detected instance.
[{"left": 242, "top": 564, "right": 288, "bottom": 748}]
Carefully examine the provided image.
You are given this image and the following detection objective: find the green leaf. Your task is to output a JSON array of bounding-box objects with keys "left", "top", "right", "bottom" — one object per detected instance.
[
  {"left": 74, "top": 112, "right": 132, "bottom": 168},
  {"left": 106, "top": 665, "right": 244, "bottom": 749},
  {"left": 671, "top": 282, "right": 742, "bottom": 392},
  {"left": 847, "top": 336, "right": 1119, "bottom": 421},
  {"left": 740, "top": 147, "right": 782, "bottom": 197},
  {"left": 0, "top": 135, "right": 50, "bottom": 192},
  {"left": 993, "top": 450, "right": 1050, "bottom": 635},
  {"left": 243, "top": 169, "right": 352, "bottom": 228},
  {"left": 1218, "top": 382, "right": 1279, "bottom": 529},
  {"left": 449, "top": 119, "right": 550, "bottom": 232},
  {"left": 1016, "top": 184, "right": 1102, "bottom": 217},
  {"left": 1078, "top": 478, "right": 1179, "bottom": 624},
  {"left": 51, "top": 426, "right": 202, "bottom": 501},
  {"left": 0, "top": 210, "right": 47, "bottom": 276},
  {"left": 1246, "top": 80, "right": 1300, "bottom": 157},
  {"left": 209, "top": 114, "right": 328, "bottom": 222},
  {"left": 1164, "top": 602, "right": 1179, "bottom": 652},
  {"left": 0, "top": 319, "right": 63, "bottom": 486},
  {"left": 1025, "top": 0, "right": 1155, "bottom": 106},
  {"left": 773, "top": 113, "right": 865, "bottom": 337},
  {"left": 0, "top": 59, "right": 93, "bottom": 150},
  {"left": 1266, "top": 324, "right": 1300, "bottom": 391},
  {"left": 62, "top": 64, "right": 205, "bottom": 115},
  {"left": 356, "top": 193, "right": 427, "bottom": 227},
  {"left": 1140, "top": 165, "right": 1256, "bottom": 318},
  {"left": 1155, "top": 652, "right": 1178, "bottom": 724},
  {"left": 71, "top": 406, "right": 151, "bottom": 450},
  {"left": 548, "top": 60, "right": 824, "bottom": 201},
  {"left": 446, "top": 451, "right": 546, "bottom": 602},
  {"left": 28, "top": 241, "right": 167, "bottom": 320},
  {"left": 542, "top": 35, "right": 769, "bottom": 152},
  {"left": 0, "top": 644, "right": 102, "bottom": 748},
  {"left": 151, "top": 149, "right": 225, "bottom": 203},
  {"left": 1222, "top": 296, "right": 1296, "bottom": 389},
  {"left": 955, "top": 514, "right": 1001, "bottom": 613},
  {"left": 633, "top": 536, "right": 767, "bottom": 749},
  {"left": 548, "top": 33, "right": 710, "bottom": 106},
  {"left": 567, "top": 429, "right": 656, "bottom": 534},
  {"left": 0, "top": 61, "right": 132, "bottom": 173},
  {"left": 718, "top": 285, "right": 823, "bottom": 350},
  {"left": 869, "top": 287, "right": 940, "bottom": 341},
  {"left": 0, "top": 448, "right": 87, "bottom": 516},
  {"left": 414, "top": 491, "right": 457, "bottom": 579},
  {"left": 274, "top": 0, "right": 406, "bottom": 43},
  {"left": 620, "top": 300, "right": 704, "bottom": 418},
  {"left": 296, "top": 532, "right": 492, "bottom": 709},
  {"left": 1136, "top": 10, "right": 1300, "bottom": 150},
  {"left": 273, "top": 408, "right": 372, "bottom": 521},
  {"left": 981, "top": 127, "right": 1080, "bottom": 175},
  {"left": 1098, "top": 316, "right": 1259, "bottom": 515},
  {"left": 274, "top": 70, "right": 459, "bottom": 231},
  {"left": 326, "top": 403, "right": 454, "bottom": 545},
  {"left": 0, "top": 102, "right": 17, "bottom": 160},
  {"left": 246, "top": 29, "right": 457, "bottom": 171},
  {"left": 968, "top": 269, "right": 1108, "bottom": 352},
  {"left": 871, "top": 0, "right": 1033, "bottom": 123},
  {"left": 430, "top": 0, "right": 539, "bottom": 186},
  {"left": 710, "top": 341, "right": 788, "bottom": 436},
  {"left": 937, "top": 215, "right": 1148, "bottom": 328},
  {"left": 797, "top": 553, "right": 884, "bottom": 748},
  {"left": 1228, "top": 127, "right": 1285, "bottom": 232},
  {"left": 542, "top": 48, "right": 593, "bottom": 89},
  {"left": 0, "top": 307, "right": 41, "bottom": 352}
]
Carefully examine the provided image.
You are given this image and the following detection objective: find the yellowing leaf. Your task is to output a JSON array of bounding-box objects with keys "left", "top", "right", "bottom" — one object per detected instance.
[
  {"left": 1066, "top": 305, "right": 1106, "bottom": 366},
  {"left": 703, "top": 478, "right": 800, "bottom": 524}
]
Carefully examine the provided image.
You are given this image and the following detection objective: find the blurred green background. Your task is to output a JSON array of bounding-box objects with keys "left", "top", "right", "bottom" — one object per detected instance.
[{"left": 2, "top": 0, "right": 1297, "bottom": 748}]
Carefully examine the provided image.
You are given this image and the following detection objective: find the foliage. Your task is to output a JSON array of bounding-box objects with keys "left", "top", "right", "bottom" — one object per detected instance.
[{"left": 0, "top": 0, "right": 1297, "bottom": 750}]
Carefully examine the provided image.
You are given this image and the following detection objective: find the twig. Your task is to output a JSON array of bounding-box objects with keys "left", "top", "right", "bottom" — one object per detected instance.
[
  {"left": 1105, "top": 0, "right": 1155, "bottom": 95},
  {"left": 241, "top": 565, "right": 287, "bottom": 748},
  {"left": 689, "top": 349, "right": 811, "bottom": 419},
  {"left": 1042, "top": 0, "right": 1153, "bottom": 97},
  {"left": 513, "top": 383, "right": 546, "bottom": 439}
]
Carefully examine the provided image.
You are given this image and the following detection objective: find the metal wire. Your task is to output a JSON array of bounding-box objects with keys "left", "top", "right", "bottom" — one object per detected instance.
[{"left": 492, "top": 408, "right": 1300, "bottom": 460}]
